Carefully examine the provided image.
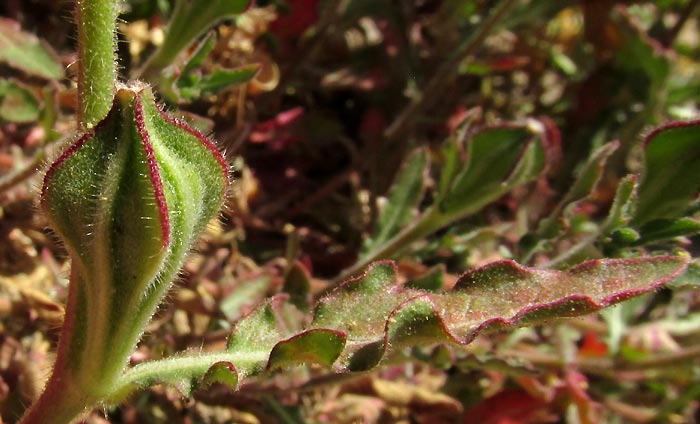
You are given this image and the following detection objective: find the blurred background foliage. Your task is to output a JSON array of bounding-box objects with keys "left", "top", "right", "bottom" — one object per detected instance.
[{"left": 1, "top": 0, "right": 700, "bottom": 422}]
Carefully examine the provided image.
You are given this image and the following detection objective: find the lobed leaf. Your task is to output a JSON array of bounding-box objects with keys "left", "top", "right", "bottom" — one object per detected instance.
[
  {"left": 312, "top": 256, "right": 687, "bottom": 370},
  {"left": 116, "top": 295, "right": 342, "bottom": 397},
  {"left": 117, "top": 256, "right": 686, "bottom": 396}
]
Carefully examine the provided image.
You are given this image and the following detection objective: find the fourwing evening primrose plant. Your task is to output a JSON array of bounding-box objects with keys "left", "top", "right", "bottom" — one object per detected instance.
[{"left": 0, "top": 0, "right": 699, "bottom": 422}]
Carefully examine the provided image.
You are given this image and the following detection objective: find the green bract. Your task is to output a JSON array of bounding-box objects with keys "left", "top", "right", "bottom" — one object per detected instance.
[{"left": 33, "top": 83, "right": 228, "bottom": 421}]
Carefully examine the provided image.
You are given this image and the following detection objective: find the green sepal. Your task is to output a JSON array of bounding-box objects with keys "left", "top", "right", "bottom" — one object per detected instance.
[{"left": 40, "top": 82, "right": 228, "bottom": 390}]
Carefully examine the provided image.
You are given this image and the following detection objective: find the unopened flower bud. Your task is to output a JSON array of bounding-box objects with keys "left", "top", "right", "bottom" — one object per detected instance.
[{"left": 40, "top": 82, "right": 228, "bottom": 387}]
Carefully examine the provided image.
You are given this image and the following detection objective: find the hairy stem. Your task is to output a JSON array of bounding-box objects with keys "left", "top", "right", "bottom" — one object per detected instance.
[
  {"left": 19, "top": 270, "right": 98, "bottom": 424},
  {"left": 76, "top": 0, "right": 119, "bottom": 128},
  {"left": 108, "top": 350, "right": 268, "bottom": 403},
  {"left": 17, "top": 375, "right": 96, "bottom": 424}
]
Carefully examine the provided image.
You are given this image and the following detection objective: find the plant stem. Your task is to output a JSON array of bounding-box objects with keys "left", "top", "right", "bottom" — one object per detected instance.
[
  {"left": 108, "top": 351, "right": 268, "bottom": 403},
  {"left": 21, "top": 3, "right": 121, "bottom": 421},
  {"left": 18, "top": 370, "right": 96, "bottom": 424},
  {"left": 500, "top": 343, "right": 700, "bottom": 374},
  {"left": 660, "top": 0, "right": 700, "bottom": 48},
  {"left": 76, "top": 0, "right": 119, "bottom": 128},
  {"left": 20, "top": 270, "right": 99, "bottom": 424}
]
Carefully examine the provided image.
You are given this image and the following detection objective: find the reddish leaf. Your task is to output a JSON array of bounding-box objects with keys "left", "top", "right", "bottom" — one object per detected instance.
[
  {"left": 463, "top": 390, "right": 554, "bottom": 424},
  {"left": 313, "top": 257, "right": 687, "bottom": 370}
]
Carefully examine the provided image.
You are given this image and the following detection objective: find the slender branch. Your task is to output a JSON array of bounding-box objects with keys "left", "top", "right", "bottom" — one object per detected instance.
[
  {"left": 384, "top": 0, "right": 519, "bottom": 143},
  {"left": 500, "top": 343, "right": 700, "bottom": 374},
  {"left": 76, "top": 0, "right": 119, "bottom": 128},
  {"left": 661, "top": 0, "right": 700, "bottom": 48}
]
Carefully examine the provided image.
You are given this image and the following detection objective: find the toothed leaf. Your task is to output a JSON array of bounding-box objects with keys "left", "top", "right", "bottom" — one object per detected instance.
[
  {"left": 117, "top": 256, "right": 685, "bottom": 394},
  {"left": 312, "top": 257, "right": 686, "bottom": 369}
]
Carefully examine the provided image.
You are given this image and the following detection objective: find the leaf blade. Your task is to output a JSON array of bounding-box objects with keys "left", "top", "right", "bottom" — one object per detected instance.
[{"left": 363, "top": 149, "right": 428, "bottom": 256}]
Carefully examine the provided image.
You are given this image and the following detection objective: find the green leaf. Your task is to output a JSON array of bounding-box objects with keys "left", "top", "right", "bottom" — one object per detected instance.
[
  {"left": 220, "top": 275, "right": 271, "bottom": 320},
  {"left": 174, "top": 62, "right": 261, "bottom": 101},
  {"left": 539, "top": 142, "right": 619, "bottom": 238},
  {"left": 314, "top": 256, "right": 686, "bottom": 370},
  {"left": 138, "top": 0, "right": 252, "bottom": 81},
  {"left": 604, "top": 174, "right": 639, "bottom": 231},
  {"left": 283, "top": 261, "right": 312, "bottom": 312},
  {"left": 268, "top": 329, "right": 346, "bottom": 370},
  {"left": 405, "top": 265, "right": 445, "bottom": 292},
  {"left": 192, "top": 66, "right": 260, "bottom": 94},
  {"left": 437, "top": 138, "right": 460, "bottom": 199},
  {"left": 634, "top": 121, "right": 700, "bottom": 225},
  {"left": 116, "top": 255, "right": 686, "bottom": 396},
  {"left": 224, "top": 296, "right": 290, "bottom": 373},
  {"left": 668, "top": 260, "right": 700, "bottom": 290},
  {"left": 0, "top": 79, "right": 40, "bottom": 123},
  {"left": 615, "top": 23, "right": 670, "bottom": 85},
  {"left": 521, "top": 141, "right": 619, "bottom": 260},
  {"left": 0, "top": 18, "right": 63, "bottom": 79},
  {"left": 362, "top": 149, "right": 428, "bottom": 256},
  {"left": 636, "top": 218, "right": 700, "bottom": 245},
  {"left": 200, "top": 361, "right": 238, "bottom": 389},
  {"left": 439, "top": 124, "right": 545, "bottom": 217},
  {"left": 181, "top": 32, "right": 217, "bottom": 77},
  {"left": 335, "top": 121, "right": 550, "bottom": 284},
  {"left": 565, "top": 141, "right": 619, "bottom": 200}
]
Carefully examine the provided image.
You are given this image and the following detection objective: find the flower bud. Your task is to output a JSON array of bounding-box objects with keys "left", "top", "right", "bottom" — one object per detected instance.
[{"left": 40, "top": 83, "right": 228, "bottom": 387}]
